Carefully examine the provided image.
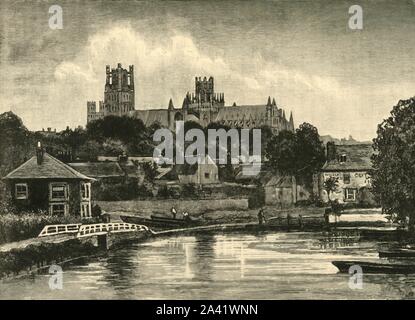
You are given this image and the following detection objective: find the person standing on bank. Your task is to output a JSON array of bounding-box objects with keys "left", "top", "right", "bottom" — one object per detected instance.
[
  {"left": 258, "top": 208, "right": 266, "bottom": 225},
  {"left": 171, "top": 206, "right": 177, "bottom": 219}
]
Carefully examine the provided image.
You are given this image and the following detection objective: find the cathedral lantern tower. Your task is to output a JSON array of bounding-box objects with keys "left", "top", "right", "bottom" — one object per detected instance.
[{"left": 103, "top": 63, "right": 135, "bottom": 116}]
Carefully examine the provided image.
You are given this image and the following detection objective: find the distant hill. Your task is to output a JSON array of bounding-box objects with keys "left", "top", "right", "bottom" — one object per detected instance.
[{"left": 319, "top": 134, "right": 372, "bottom": 146}]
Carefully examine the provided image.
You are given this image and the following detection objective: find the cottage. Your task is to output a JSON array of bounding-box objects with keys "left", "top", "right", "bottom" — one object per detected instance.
[
  {"left": 177, "top": 155, "right": 219, "bottom": 185},
  {"left": 155, "top": 155, "right": 219, "bottom": 185},
  {"left": 3, "top": 144, "right": 95, "bottom": 217},
  {"left": 315, "top": 142, "right": 375, "bottom": 204}
]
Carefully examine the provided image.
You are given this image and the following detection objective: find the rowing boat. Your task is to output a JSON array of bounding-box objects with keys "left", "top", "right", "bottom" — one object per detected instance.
[
  {"left": 120, "top": 214, "right": 202, "bottom": 230},
  {"left": 332, "top": 260, "right": 415, "bottom": 274}
]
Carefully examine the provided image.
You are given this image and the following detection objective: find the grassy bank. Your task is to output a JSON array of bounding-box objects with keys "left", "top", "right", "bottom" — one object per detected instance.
[
  {"left": 97, "top": 198, "right": 249, "bottom": 218},
  {"left": 0, "top": 239, "right": 97, "bottom": 279},
  {"left": 0, "top": 213, "right": 82, "bottom": 244}
]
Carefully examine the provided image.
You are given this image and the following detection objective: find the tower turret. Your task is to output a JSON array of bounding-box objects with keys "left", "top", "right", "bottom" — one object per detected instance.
[
  {"left": 289, "top": 111, "right": 294, "bottom": 131},
  {"left": 168, "top": 98, "right": 174, "bottom": 110}
]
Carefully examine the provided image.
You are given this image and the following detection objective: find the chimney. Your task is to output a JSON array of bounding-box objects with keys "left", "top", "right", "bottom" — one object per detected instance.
[
  {"left": 326, "top": 142, "right": 336, "bottom": 161},
  {"left": 36, "top": 141, "right": 44, "bottom": 165}
]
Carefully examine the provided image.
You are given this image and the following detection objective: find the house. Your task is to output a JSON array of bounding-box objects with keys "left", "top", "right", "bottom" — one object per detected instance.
[
  {"left": 264, "top": 175, "right": 311, "bottom": 207},
  {"left": 3, "top": 144, "right": 95, "bottom": 217},
  {"left": 155, "top": 155, "right": 219, "bottom": 185},
  {"left": 235, "top": 167, "right": 310, "bottom": 207},
  {"left": 69, "top": 157, "right": 144, "bottom": 184},
  {"left": 68, "top": 162, "right": 125, "bottom": 183},
  {"left": 315, "top": 142, "right": 375, "bottom": 204},
  {"left": 177, "top": 155, "right": 219, "bottom": 185}
]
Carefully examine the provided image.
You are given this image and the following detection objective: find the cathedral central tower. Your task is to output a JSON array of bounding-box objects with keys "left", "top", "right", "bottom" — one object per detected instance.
[{"left": 104, "top": 63, "right": 135, "bottom": 115}]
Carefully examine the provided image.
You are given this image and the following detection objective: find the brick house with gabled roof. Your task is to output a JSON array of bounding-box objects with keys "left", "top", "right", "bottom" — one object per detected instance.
[{"left": 3, "top": 144, "right": 95, "bottom": 217}]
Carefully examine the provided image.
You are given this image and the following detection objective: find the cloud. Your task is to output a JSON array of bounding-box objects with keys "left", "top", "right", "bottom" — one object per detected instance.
[{"left": 2, "top": 22, "right": 412, "bottom": 140}]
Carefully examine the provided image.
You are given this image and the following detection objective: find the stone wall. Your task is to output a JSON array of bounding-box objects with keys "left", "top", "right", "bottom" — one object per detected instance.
[{"left": 96, "top": 198, "right": 249, "bottom": 217}]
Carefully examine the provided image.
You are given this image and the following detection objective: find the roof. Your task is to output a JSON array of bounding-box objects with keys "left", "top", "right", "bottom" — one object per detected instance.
[
  {"left": 322, "top": 144, "right": 373, "bottom": 171},
  {"left": 132, "top": 109, "right": 170, "bottom": 127},
  {"left": 119, "top": 160, "right": 141, "bottom": 177},
  {"left": 155, "top": 167, "right": 174, "bottom": 180},
  {"left": 264, "top": 175, "right": 294, "bottom": 188},
  {"left": 68, "top": 162, "right": 124, "bottom": 178},
  {"left": 4, "top": 153, "right": 94, "bottom": 180}
]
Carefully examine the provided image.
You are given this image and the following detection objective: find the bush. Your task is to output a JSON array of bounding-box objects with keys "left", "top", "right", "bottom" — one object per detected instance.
[
  {"left": 248, "top": 187, "right": 265, "bottom": 209},
  {"left": 0, "top": 239, "right": 98, "bottom": 278},
  {"left": 157, "top": 185, "right": 177, "bottom": 199},
  {"left": 0, "top": 213, "right": 81, "bottom": 244},
  {"left": 181, "top": 184, "right": 197, "bottom": 198}
]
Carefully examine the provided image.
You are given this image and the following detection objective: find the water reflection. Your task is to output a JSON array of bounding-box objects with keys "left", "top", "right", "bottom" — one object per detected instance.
[{"left": 1, "top": 231, "right": 415, "bottom": 299}]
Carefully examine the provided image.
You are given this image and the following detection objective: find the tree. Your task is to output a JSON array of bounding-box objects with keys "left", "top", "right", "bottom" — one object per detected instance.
[
  {"left": 323, "top": 176, "right": 342, "bottom": 218},
  {"left": 141, "top": 162, "right": 158, "bottom": 183},
  {"left": 295, "top": 123, "right": 326, "bottom": 180},
  {"left": 265, "top": 130, "right": 297, "bottom": 174},
  {"left": 372, "top": 97, "right": 415, "bottom": 229},
  {"left": 323, "top": 176, "right": 339, "bottom": 202},
  {"left": 86, "top": 116, "right": 154, "bottom": 156},
  {"left": 0, "top": 112, "right": 33, "bottom": 177},
  {"left": 265, "top": 123, "right": 325, "bottom": 182}
]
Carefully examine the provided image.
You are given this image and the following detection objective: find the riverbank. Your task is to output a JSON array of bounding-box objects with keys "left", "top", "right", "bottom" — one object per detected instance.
[{"left": 0, "top": 203, "right": 391, "bottom": 280}]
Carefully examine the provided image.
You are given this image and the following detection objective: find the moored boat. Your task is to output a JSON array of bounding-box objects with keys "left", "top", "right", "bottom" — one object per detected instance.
[
  {"left": 332, "top": 260, "right": 415, "bottom": 274},
  {"left": 378, "top": 247, "right": 415, "bottom": 258},
  {"left": 120, "top": 214, "right": 203, "bottom": 230}
]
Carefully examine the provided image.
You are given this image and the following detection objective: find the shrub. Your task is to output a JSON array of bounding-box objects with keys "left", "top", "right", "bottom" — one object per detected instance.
[
  {"left": 94, "top": 179, "right": 139, "bottom": 201},
  {"left": 181, "top": 184, "right": 197, "bottom": 198},
  {"left": 0, "top": 213, "right": 81, "bottom": 244},
  {"left": 248, "top": 187, "right": 265, "bottom": 209},
  {"left": 0, "top": 239, "right": 98, "bottom": 278},
  {"left": 157, "top": 185, "right": 176, "bottom": 199}
]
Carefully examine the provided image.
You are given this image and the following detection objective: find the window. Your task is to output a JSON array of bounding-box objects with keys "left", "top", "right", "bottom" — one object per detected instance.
[
  {"left": 81, "top": 183, "right": 91, "bottom": 200},
  {"left": 50, "top": 203, "right": 67, "bottom": 216},
  {"left": 343, "top": 173, "right": 351, "bottom": 184},
  {"left": 50, "top": 183, "right": 68, "bottom": 200},
  {"left": 339, "top": 154, "right": 347, "bottom": 163},
  {"left": 345, "top": 188, "right": 357, "bottom": 201},
  {"left": 80, "top": 203, "right": 91, "bottom": 218},
  {"left": 204, "top": 172, "right": 210, "bottom": 179},
  {"left": 15, "top": 183, "right": 28, "bottom": 200}
]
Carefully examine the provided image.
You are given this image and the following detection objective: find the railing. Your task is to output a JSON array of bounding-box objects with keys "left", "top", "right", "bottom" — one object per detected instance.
[
  {"left": 77, "top": 223, "right": 149, "bottom": 238},
  {"left": 38, "top": 223, "right": 149, "bottom": 238},
  {"left": 38, "top": 224, "right": 82, "bottom": 237}
]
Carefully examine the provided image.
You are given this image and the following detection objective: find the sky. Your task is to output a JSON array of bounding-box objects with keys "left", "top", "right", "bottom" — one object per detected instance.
[{"left": 0, "top": 0, "right": 414, "bottom": 141}]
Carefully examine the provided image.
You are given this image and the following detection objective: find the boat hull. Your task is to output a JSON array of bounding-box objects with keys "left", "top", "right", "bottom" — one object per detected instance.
[
  {"left": 120, "top": 215, "right": 201, "bottom": 230},
  {"left": 332, "top": 260, "right": 415, "bottom": 274}
]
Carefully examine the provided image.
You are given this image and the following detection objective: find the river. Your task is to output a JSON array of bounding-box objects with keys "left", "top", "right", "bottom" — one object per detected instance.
[{"left": 1, "top": 231, "right": 415, "bottom": 299}]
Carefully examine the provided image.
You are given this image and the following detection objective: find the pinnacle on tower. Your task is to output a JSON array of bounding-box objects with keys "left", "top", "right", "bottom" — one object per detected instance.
[
  {"left": 289, "top": 111, "right": 294, "bottom": 129},
  {"left": 267, "top": 96, "right": 272, "bottom": 106},
  {"left": 272, "top": 98, "right": 276, "bottom": 106},
  {"left": 168, "top": 98, "right": 174, "bottom": 110}
]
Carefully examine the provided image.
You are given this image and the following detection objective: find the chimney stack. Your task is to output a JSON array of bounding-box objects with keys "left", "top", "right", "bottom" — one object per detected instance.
[
  {"left": 326, "top": 142, "right": 336, "bottom": 161},
  {"left": 36, "top": 141, "right": 44, "bottom": 165}
]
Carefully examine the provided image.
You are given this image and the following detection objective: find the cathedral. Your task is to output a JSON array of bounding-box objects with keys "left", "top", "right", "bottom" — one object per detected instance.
[{"left": 87, "top": 64, "right": 294, "bottom": 133}]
